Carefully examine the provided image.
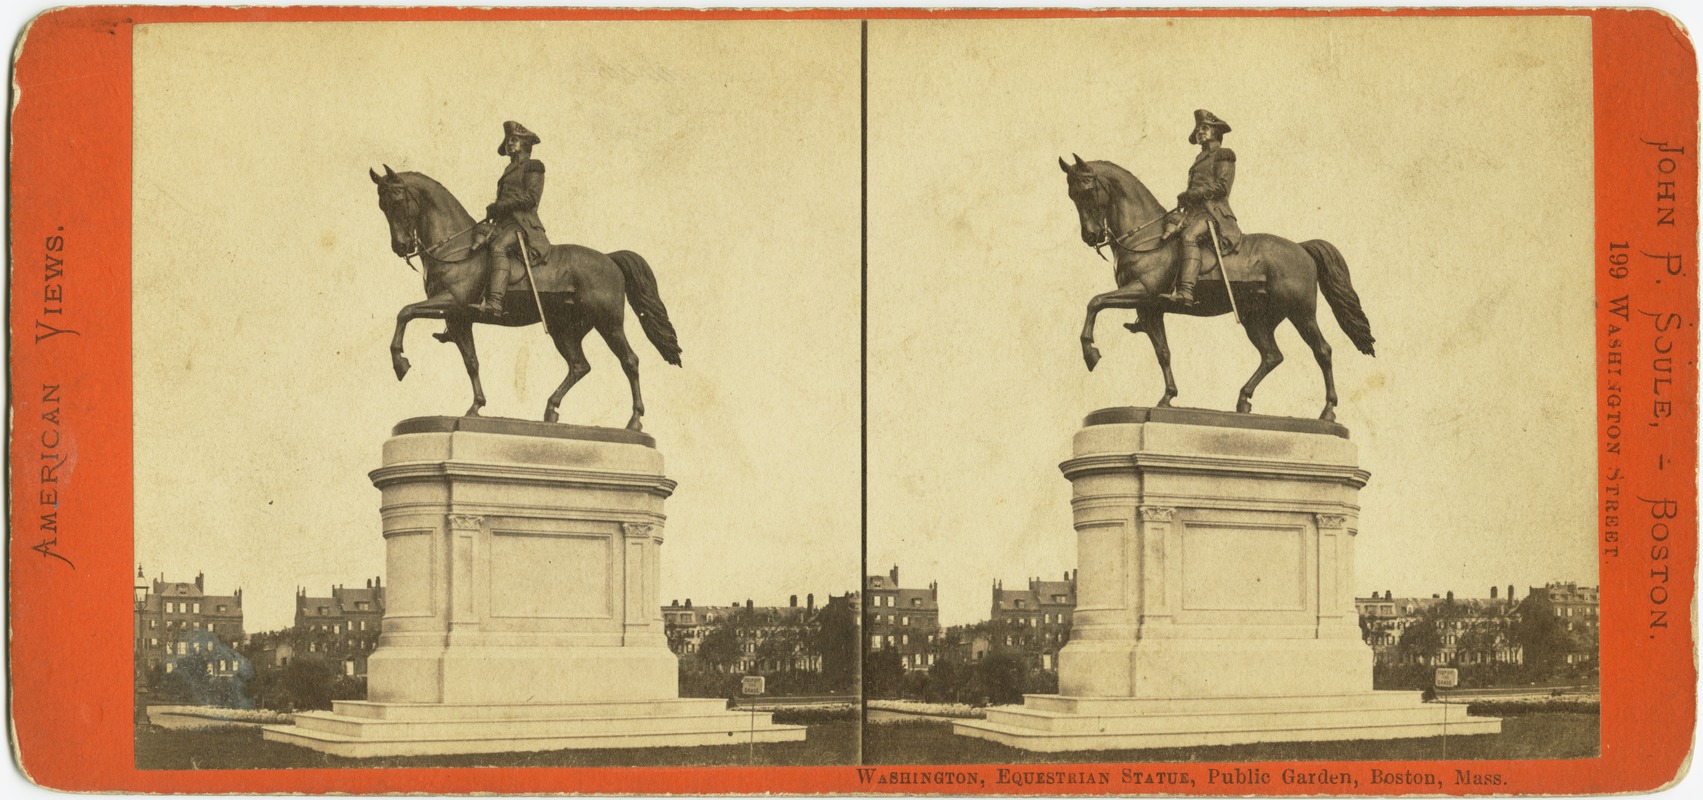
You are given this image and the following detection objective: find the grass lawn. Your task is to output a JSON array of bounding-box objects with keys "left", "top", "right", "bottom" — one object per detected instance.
[
  {"left": 863, "top": 713, "right": 1599, "bottom": 764},
  {"left": 136, "top": 721, "right": 857, "bottom": 769}
]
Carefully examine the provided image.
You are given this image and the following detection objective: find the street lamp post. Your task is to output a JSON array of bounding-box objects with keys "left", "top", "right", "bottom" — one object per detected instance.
[{"left": 133, "top": 567, "right": 149, "bottom": 728}]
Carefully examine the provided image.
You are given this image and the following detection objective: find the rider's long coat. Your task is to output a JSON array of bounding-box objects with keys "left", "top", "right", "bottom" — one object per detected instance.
[
  {"left": 487, "top": 157, "right": 552, "bottom": 253},
  {"left": 1180, "top": 146, "right": 1243, "bottom": 248}
]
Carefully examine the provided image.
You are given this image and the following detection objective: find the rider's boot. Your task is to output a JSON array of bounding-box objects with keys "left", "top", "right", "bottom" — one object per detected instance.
[
  {"left": 1162, "top": 240, "right": 1201, "bottom": 305},
  {"left": 476, "top": 260, "right": 509, "bottom": 317}
]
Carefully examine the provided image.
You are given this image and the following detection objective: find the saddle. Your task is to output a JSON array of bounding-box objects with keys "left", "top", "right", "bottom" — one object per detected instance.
[{"left": 1196, "top": 242, "right": 1264, "bottom": 284}]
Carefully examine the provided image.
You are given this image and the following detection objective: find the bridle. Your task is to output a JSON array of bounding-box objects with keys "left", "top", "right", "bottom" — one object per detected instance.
[
  {"left": 382, "top": 181, "right": 483, "bottom": 273},
  {"left": 1076, "top": 173, "right": 1169, "bottom": 260}
]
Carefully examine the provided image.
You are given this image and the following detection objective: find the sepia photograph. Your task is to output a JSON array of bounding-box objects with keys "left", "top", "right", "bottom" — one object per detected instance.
[
  {"left": 127, "top": 20, "right": 862, "bottom": 767},
  {"left": 864, "top": 16, "right": 1602, "bottom": 769}
]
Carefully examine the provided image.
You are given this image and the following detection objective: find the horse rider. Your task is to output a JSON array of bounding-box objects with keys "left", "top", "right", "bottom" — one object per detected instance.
[
  {"left": 471, "top": 121, "right": 553, "bottom": 316},
  {"left": 1160, "top": 109, "right": 1244, "bottom": 306}
]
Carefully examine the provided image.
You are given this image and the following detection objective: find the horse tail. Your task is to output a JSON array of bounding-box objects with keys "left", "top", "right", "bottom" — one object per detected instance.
[
  {"left": 1302, "top": 239, "right": 1376, "bottom": 356},
  {"left": 610, "top": 250, "right": 682, "bottom": 366}
]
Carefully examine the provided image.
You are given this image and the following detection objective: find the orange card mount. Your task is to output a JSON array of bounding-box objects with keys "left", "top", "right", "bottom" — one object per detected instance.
[{"left": 8, "top": 5, "right": 1696, "bottom": 795}]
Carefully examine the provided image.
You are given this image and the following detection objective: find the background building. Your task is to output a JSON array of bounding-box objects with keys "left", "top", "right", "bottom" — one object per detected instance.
[
  {"left": 292, "top": 577, "right": 385, "bottom": 677},
  {"left": 1355, "top": 582, "right": 1599, "bottom": 682},
  {"left": 134, "top": 567, "right": 245, "bottom": 673},
  {"left": 990, "top": 571, "right": 1077, "bottom": 669},
  {"left": 865, "top": 566, "right": 941, "bottom": 670},
  {"left": 663, "top": 591, "right": 859, "bottom": 697}
]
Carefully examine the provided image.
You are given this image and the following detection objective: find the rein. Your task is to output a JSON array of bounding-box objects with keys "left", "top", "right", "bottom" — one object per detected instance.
[
  {"left": 1084, "top": 174, "right": 1169, "bottom": 260},
  {"left": 390, "top": 183, "right": 484, "bottom": 272}
]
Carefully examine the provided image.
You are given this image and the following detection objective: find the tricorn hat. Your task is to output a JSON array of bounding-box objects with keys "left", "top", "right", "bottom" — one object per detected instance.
[
  {"left": 499, "top": 120, "right": 542, "bottom": 154},
  {"left": 1188, "top": 109, "right": 1232, "bottom": 144}
]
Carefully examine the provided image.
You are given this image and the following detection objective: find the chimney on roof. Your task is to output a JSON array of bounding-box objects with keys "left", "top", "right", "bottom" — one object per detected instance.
[
  {"left": 1446, "top": 590, "right": 1454, "bottom": 601},
  {"left": 367, "top": 578, "right": 373, "bottom": 589},
  {"left": 685, "top": 598, "right": 692, "bottom": 609},
  {"left": 1490, "top": 586, "right": 1498, "bottom": 599},
  {"left": 790, "top": 594, "right": 798, "bottom": 608},
  {"left": 374, "top": 576, "right": 381, "bottom": 591},
  {"left": 1508, "top": 584, "right": 1516, "bottom": 602},
  {"left": 930, "top": 580, "right": 938, "bottom": 598},
  {"left": 195, "top": 573, "right": 204, "bottom": 591},
  {"left": 1432, "top": 593, "right": 1440, "bottom": 599},
  {"left": 745, "top": 599, "right": 753, "bottom": 611},
  {"left": 807, "top": 593, "right": 815, "bottom": 611},
  {"left": 890, "top": 565, "right": 899, "bottom": 584},
  {"left": 1385, "top": 590, "right": 1392, "bottom": 600},
  {"left": 671, "top": 599, "right": 679, "bottom": 608}
]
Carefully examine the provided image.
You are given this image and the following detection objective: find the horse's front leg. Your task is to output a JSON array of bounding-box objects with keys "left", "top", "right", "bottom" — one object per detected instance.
[
  {"left": 1081, "top": 285, "right": 1150, "bottom": 371},
  {"left": 391, "top": 297, "right": 456, "bottom": 380}
]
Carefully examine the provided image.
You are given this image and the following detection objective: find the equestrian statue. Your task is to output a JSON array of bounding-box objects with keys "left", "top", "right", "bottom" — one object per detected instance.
[
  {"left": 1060, "top": 110, "right": 1375, "bottom": 421},
  {"left": 370, "top": 121, "right": 681, "bottom": 431}
]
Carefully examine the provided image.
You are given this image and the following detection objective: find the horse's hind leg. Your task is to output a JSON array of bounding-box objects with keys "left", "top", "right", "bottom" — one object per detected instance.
[
  {"left": 1235, "top": 311, "right": 1285, "bottom": 414},
  {"left": 1138, "top": 313, "right": 1178, "bottom": 407},
  {"left": 1293, "top": 314, "right": 1338, "bottom": 421},
  {"left": 597, "top": 322, "right": 646, "bottom": 432},
  {"left": 447, "top": 319, "right": 486, "bottom": 417},
  {"left": 543, "top": 319, "right": 594, "bottom": 424}
]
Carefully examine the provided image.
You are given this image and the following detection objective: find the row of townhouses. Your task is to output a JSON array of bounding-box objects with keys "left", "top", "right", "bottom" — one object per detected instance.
[
  {"left": 135, "top": 566, "right": 857, "bottom": 687},
  {"left": 867, "top": 565, "right": 1599, "bottom": 674}
]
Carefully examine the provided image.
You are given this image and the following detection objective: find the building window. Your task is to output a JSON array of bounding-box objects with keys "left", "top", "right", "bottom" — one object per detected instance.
[
  {"left": 870, "top": 635, "right": 880, "bottom": 650},
  {"left": 356, "top": 602, "right": 370, "bottom": 611},
  {"left": 901, "top": 616, "right": 909, "bottom": 626},
  {"left": 165, "top": 663, "right": 174, "bottom": 673},
  {"left": 1015, "top": 600, "right": 1025, "bottom": 609},
  {"left": 193, "top": 603, "right": 201, "bottom": 614},
  {"left": 902, "top": 634, "right": 909, "bottom": 645}
]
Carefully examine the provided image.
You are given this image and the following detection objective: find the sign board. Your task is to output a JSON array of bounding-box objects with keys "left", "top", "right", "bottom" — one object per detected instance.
[
  {"left": 1434, "top": 668, "right": 1459, "bottom": 689},
  {"left": 741, "top": 676, "right": 766, "bottom": 696}
]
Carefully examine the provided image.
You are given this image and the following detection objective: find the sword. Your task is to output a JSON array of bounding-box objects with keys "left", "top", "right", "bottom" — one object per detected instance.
[
  {"left": 1208, "top": 219, "right": 1241, "bottom": 324},
  {"left": 515, "top": 231, "right": 553, "bottom": 337}
]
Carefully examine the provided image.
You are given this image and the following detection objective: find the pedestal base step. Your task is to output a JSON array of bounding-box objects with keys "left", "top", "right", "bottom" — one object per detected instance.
[
  {"left": 262, "top": 698, "right": 806, "bottom": 758},
  {"left": 952, "top": 691, "right": 1500, "bottom": 753}
]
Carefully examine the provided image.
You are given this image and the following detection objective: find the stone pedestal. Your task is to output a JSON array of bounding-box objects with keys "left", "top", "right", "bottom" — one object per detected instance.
[
  {"left": 953, "top": 407, "right": 1499, "bottom": 751},
  {"left": 264, "top": 417, "right": 804, "bottom": 757}
]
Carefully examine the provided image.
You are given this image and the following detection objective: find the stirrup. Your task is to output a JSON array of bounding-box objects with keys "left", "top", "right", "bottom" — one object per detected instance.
[
  {"left": 475, "top": 298, "right": 505, "bottom": 317},
  {"left": 1161, "top": 289, "right": 1196, "bottom": 306}
]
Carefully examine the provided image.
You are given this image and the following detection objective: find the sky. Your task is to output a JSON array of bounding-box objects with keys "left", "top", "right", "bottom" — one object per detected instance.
[
  {"left": 130, "top": 21, "right": 863, "bottom": 631},
  {"left": 128, "top": 16, "right": 1602, "bottom": 633},
  {"left": 864, "top": 16, "right": 1600, "bottom": 625}
]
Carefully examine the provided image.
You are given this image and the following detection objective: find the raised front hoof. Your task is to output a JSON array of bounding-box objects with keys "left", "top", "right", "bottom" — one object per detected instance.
[
  {"left": 1082, "top": 345, "right": 1102, "bottom": 372},
  {"left": 1236, "top": 397, "right": 1253, "bottom": 414},
  {"left": 392, "top": 356, "right": 411, "bottom": 381}
]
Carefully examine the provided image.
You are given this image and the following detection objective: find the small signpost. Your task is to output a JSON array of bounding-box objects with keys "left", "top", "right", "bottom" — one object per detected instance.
[
  {"left": 742, "top": 676, "right": 765, "bottom": 762},
  {"left": 1434, "top": 667, "right": 1458, "bottom": 757}
]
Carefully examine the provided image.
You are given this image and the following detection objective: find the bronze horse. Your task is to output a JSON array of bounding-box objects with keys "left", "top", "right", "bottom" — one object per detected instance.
[
  {"left": 370, "top": 166, "right": 681, "bottom": 430},
  {"left": 1060, "top": 155, "right": 1375, "bottom": 421}
]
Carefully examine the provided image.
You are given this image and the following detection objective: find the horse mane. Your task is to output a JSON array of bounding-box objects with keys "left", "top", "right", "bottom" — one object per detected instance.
[
  {"left": 396, "top": 171, "right": 476, "bottom": 228},
  {"left": 1090, "top": 160, "right": 1165, "bottom": 219}
]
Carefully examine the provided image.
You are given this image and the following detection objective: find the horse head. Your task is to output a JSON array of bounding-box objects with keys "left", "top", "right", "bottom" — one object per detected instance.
[
  {"left": 1059, "top": 154, "right": 1110, "bottom": 247},
  {"left": 370, "top": 165, "right": 419, "bottom": 258}
]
